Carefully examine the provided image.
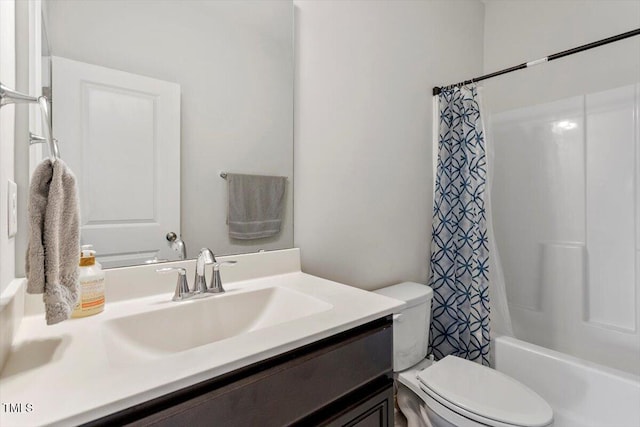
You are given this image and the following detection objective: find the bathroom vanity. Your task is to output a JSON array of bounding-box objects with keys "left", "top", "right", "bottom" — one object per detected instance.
[
  {"left": 89, "top": 317, "right": 394, "bottom": 426},
  {"left": 0, "top": 249, "right": 403, "bottom": 427}
]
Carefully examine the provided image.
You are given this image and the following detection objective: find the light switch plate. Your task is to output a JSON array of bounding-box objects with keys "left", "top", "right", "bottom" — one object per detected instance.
[{"left": 8, "top": 180, "right": 17, "bottom": 238}]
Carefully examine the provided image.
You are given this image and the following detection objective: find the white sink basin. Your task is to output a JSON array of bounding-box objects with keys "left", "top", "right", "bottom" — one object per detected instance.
[{"left": 103, "top": 286, "right": 333, "bottom": 366}]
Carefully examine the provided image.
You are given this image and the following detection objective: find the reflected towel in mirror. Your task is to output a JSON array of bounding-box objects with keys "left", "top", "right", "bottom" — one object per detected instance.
[{"left": 226, "top": 173, "right": 286, "bottom": 240}]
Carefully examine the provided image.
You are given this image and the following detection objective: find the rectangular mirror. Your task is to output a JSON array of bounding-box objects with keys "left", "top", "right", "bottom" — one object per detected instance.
[{"left": 30, "top": 0, "right": 293, "bottom": 268}]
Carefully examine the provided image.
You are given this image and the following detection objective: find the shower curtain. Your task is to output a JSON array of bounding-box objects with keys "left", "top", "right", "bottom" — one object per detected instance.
[{"left": 428, "top": 85, "right": 497, "bottom": 366}]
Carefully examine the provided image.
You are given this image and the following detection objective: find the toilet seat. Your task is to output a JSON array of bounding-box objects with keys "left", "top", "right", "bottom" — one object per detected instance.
[{"left": 417, "top": 356, "right": 553, "bottom": 427}]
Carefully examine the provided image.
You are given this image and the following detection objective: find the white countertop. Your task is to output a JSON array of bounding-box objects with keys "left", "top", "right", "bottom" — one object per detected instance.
[{"left": 0, "top": 250, "right": 404, "bottom": 427}]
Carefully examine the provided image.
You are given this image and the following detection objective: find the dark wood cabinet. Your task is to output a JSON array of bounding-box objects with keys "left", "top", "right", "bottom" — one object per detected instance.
[
  {"left": 330, "top": 387, "right": 393, "bottom": 427},
  {"left": 84, "top": 316, "right": 393, "bottom": 427},
  {"left": 308, "top": 379, "right": 394, "bottom": 427}
]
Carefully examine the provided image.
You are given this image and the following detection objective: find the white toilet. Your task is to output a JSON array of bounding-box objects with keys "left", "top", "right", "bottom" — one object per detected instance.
[{"left": 374, "top": 282, "right": 553, "bottom": 427}]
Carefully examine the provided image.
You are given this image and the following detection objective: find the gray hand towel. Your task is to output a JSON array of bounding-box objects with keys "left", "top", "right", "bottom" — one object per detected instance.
[
  {"left": 26, "top": 159, "right": 80, "bottom": 325},
  {"left": 227, "top": 173, "right": 286, "bottom": 240}
]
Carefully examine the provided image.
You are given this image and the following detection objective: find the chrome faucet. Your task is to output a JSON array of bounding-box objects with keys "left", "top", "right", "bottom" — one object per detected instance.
[
  {"left": 194, "top": 248, "right": 215, "bottom": 294},
  {"left": 156, "top": 248, "right": 237, "bottom": 302},
  {"left": 156, "top": 267, "right": 191, "bottom": 301},
  {"left": 208, "top": 260, "right": 237, "bottom": 294}
]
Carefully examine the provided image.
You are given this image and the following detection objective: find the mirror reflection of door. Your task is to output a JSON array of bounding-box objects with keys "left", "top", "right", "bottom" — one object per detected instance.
[{"left": 52, "top": 56, "right": 180, "bottom": 268}]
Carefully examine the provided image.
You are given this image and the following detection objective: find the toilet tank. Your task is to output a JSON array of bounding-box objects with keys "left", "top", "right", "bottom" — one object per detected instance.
[{"left": 373, "top": 282, "right": 433, "bottom": 372}]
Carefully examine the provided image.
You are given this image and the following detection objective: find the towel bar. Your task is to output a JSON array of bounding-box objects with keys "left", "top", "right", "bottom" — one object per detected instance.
[
  {"left": 219, "top": 172, "right": 287, "bottom": 180},
  {"left": 29, "top": 132, "right": 61, "bottom": 159},
  {"left": 0, "top": 81, "right": 59, "bottom": 163}
]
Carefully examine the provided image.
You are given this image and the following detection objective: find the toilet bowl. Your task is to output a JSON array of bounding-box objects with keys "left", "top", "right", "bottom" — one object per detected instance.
[{"left": 374, "top": 282, "right": 553, "bottom": 427}]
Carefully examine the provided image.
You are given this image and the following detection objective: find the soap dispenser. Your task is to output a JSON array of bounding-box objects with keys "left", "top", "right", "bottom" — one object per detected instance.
[{"left": 72, "top": 244, "right": 106, "bottom": 318}]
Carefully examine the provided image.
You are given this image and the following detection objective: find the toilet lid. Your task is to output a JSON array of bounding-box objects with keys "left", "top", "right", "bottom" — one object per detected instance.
[{"left": 417, "top": 356, "right": 553, "bottom": 427}]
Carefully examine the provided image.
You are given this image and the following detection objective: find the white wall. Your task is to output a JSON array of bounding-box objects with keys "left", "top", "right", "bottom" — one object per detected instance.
[
  {"left": 0, "top": 0, "right": 25, "bottom": 373},
  {"left": 45, "top": 0, "right": 294, "bottom": 259},
  {"left": 0, "top": 0, "right": 16, "bottom": 296},
  {"left": 293, "top": 0, "right": 485, "bottom": 290},
  {"left": 484, "top": 0, "right": 640, "bottom": 374},
  {"left": 483, "top": 0, "right": 640, "bottom": 112},
  {"left": 0, "top": 0, "right": 33, "bottom": 371}
]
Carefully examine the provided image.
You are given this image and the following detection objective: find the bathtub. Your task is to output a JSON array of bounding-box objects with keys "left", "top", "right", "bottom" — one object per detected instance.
[{"left": 493, "top": 336, "right": 640, "bottom": 427}]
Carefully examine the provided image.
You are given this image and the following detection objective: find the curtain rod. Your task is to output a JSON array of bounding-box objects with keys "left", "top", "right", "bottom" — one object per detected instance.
[{"left": 432, "top": 28, "right": 640, "bottom": 96}]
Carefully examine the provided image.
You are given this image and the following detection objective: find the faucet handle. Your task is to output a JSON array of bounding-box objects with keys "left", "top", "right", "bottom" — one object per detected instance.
[
  {"left": 207, "top": 261, "right": 237, "bottom": 294},
  {"left": 156, "top": 267, "right": 191, "bottom": 301}
]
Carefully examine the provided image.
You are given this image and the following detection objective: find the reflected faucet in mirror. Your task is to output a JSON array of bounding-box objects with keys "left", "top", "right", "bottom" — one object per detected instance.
[{"left": 166, "top": 232, "right": 187, "bottom": 260}]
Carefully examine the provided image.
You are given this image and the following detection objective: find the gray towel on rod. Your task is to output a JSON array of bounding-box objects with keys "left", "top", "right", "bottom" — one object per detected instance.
[
  {"left": 227, "top": 173, "right": 286, "bottom": 240},
  {"left": 26, "top": 159, "right": 80, "bottom": 325}
]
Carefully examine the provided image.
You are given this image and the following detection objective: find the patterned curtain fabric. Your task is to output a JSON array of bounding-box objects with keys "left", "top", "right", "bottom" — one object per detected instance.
[{"left": 428, "top": 86, "right": 491, "bottom": 366}]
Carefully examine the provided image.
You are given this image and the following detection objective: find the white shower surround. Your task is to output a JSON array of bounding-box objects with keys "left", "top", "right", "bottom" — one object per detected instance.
[{"left": 490, "top": 83, "right": 640, "bottom": 375}]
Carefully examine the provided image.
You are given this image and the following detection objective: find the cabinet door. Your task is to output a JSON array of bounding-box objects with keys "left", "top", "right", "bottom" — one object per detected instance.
[{"left": 325, "top": 383, "right": 394, "bottom": 427}]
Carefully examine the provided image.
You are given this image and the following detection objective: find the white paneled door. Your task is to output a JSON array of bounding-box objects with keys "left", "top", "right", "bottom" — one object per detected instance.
[{"left": 52, "top": 56, "right": 180, "bottom": 267}]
